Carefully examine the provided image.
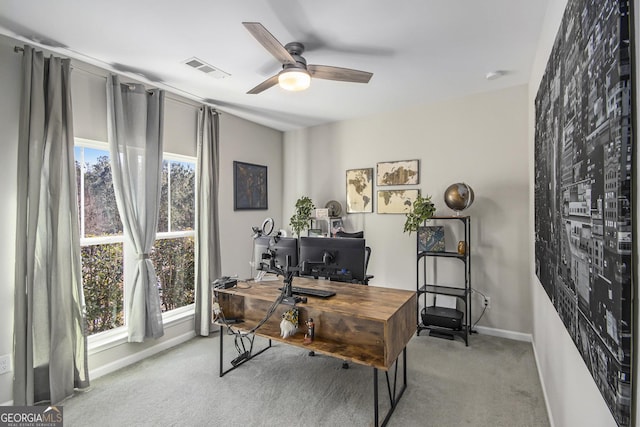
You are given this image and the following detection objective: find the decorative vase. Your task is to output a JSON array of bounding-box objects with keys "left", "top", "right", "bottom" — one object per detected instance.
[{"left": 457, "top": 241, "right": 466, "bottom": 255}]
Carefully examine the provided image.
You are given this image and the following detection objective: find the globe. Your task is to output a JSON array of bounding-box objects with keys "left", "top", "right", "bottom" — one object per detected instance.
[{"left": 444, "top": 183, "right": 475, "bottom": 212}]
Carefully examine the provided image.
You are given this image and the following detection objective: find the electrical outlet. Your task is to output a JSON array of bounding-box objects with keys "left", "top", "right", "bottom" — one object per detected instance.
[
  {"left": 0, "top": 354, "right": 10, "bottom": 375},
  {"left": 484, "top": 297, "right": 491, "bottom": 309}
]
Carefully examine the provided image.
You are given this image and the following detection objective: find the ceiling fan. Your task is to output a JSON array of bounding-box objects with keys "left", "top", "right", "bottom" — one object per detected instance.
[{"left": 243, "top": 22, "right": 373, "bottom": 94}]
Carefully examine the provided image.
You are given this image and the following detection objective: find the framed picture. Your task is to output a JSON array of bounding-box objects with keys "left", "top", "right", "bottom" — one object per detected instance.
[
  {"left": 308, "top": 229, "right": 324, "bottom": 237},
  {"left": 377, "top": 189, "right": 419, "bottom": 214},
  {"left": 233, "top": 161, "right": 267, "bottom": 210},
  {"left": 346, "top": 168, "right": 373, "bottom": 213},
  {"left": 376, "top": 159, "right": 419, "bottom": 186},
  {"left": 418, "top": 226, "right": 445, "bottom": 252},
  {"left": 533, "top": 0, "right": 633, "bottom": 424}
]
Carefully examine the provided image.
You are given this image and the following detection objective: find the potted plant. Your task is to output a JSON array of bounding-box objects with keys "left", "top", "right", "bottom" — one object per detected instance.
[
  {"left": 403, "top": 194, "right": 436, "bottom": 234},
  {"left": 289, "top": 196, "right": 316, "bottom": 237}
]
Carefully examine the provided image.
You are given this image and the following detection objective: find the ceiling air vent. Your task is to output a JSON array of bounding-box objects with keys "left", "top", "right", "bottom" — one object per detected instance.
[{"left": 183, "top": 57, "right": 230, "bottom": 79}]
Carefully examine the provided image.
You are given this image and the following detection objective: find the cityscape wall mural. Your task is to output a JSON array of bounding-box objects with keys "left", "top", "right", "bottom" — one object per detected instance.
[{"left": 534, "top": 0, "right": 633, "bottom": 425}]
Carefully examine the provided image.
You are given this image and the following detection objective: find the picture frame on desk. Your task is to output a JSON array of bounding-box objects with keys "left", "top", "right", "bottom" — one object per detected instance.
[
  {"left": 308, "top": 228, "right": 324, "bottom": 237},
  {"left": 233, "top": 161, "right": 267, "bottom": 210}
]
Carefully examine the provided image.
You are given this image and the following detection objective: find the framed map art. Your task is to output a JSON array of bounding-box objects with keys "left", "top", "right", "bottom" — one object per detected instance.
[
  {"left": 346, "top": 168, "right": 373, "bottom": 213},
  {"left": 377, "top": 189, "right": 419, "bottom": 214},
  {"left": 376, "top": 159, "right": 419, "bottom": 186}
]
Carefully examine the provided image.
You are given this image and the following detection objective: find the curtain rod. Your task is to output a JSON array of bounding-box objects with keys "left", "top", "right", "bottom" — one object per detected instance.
[
  {"left": 13, "top": 44, "right": 219, "bottom": 112},
  {"left": 14, "top": 46, "right": 142, "bottom": 90}
]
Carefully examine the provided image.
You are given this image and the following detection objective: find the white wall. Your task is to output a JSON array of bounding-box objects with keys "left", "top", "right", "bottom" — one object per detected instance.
[
  {"left": 0, "top": 33, "right": 283, "bottom": 404},
  {"left": 219, "top": 113, "right": 283, "bottom": 279},
  {"left": 527, "top": 0, "right": 629, "bottom": 426},
  {"left": 0, "top": 36, "right": 21, "bottom": 405},
  {"left": 283, "top": 84, "right": 532, "bottom": 334}
]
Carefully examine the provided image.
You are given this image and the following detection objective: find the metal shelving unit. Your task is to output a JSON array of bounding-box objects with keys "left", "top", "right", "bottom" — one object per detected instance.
[{"left": 416, "top": 216, "right": 471, "bottom": 346}]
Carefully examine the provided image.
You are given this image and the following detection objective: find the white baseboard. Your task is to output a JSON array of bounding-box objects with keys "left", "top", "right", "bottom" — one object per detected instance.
[
  {"left": 89, "top": 330, "right": 196, "bottom": 380},
  {"left": 531, "top": 339, "right": 555, "bottom": 427},
  {"left": 1, "top": 400, "right": 13, "bottom": 406},
  {"left": 474, "top": 325, "right": 532, "bottom": 342}
]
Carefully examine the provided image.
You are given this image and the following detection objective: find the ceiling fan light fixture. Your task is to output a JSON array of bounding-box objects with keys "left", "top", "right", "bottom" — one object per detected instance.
[{"left": 278, "top": 69, "right": 311, "bottom": 91}]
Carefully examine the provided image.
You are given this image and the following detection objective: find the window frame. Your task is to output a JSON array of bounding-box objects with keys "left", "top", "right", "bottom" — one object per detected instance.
[{"left": 75, "top": 138, "right": 197, "bottom": 349}]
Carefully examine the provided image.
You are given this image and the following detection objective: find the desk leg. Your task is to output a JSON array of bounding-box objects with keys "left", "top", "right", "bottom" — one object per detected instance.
[
  {"left": 219, "top": 325, "right": 223, "bottom": 377},
  {"left": 373, "top": 348, "right": 408, "bottom": 427},
  {"left": 218, "top": 325, "right": 272, "bottom": 377}
]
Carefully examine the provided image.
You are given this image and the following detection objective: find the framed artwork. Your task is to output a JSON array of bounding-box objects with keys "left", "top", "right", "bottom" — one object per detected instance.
[
  {"left": 376, "top": 159, "right": 419, "bottom": 186},
  {"left": 534, "top": 0, "right": 633, "bottom": 425},
  {"left": 346, "top": 168, "right": 373, "bottom": 213},
  {"left": 377, "top": 189, "right": 419, "bottom": 214},
  {"left": 233, "top": 161, "right": 267, "bottom": 210},
  {"left": 308, "top": 229, "right": 324, "bottom": 237},
  {"left": 418, "top": 226, "right": 445, "bottom": 252}
]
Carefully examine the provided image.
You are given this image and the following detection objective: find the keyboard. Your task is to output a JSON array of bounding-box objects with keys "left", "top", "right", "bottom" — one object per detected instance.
[{"left": 279, "top": 286, "right": 336, "bottom": 298}]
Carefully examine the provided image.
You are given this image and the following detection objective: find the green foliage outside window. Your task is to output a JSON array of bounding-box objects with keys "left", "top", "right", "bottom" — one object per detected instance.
[
  {"left": 82, "top": 155, "right": 122, "bottom": 236},
  {"left": 76, "top": 147, "right": 196, "bottom": 335},
  {"left": 82, "top": 243, "right": 124, "bottom": 334},
  {"left": 159, "top": 160, "right": 195, "bottom": 232},
  {"left": 151, "top": 237, "right": 195, "bottom": 312},
  {"left": 81, "top": 238, "right": 195, "bottom": 334}
]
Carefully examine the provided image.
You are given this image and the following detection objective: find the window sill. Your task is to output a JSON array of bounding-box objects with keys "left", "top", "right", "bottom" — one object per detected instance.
[{"left": 87, "top": 304, "right": 195, "bottom": 356}]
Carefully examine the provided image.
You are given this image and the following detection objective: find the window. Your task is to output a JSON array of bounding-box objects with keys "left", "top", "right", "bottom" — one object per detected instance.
[
  {"left": 75, "top": 139, "right": 196, "bottom": 335},
  {"left": 154, "top": 157, "right": 196, "bottom": 312}
]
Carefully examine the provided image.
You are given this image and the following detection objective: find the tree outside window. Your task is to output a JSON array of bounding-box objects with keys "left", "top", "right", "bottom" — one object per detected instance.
[{"left": 75, "top": 140, "right": 196, "bottom": 335}]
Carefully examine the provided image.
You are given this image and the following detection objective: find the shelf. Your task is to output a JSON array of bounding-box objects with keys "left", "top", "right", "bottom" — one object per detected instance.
[
  {"left": 416, "top": 216, "right": 471, "bottom": 346},
  {"left": 418, "top": 284, "right": 468, "bottom": 298},
  {"left": 418, "top": 250, "right": 466, "bottom": 260},
  {"left": 227, "top": 321, "right": 386, "bottom": 369},
  {"left": 417, "top": 324, "right": 470, "bottom": 343},
  {"left": 430, "top": 215, "right": 470, "bottom": 220}
]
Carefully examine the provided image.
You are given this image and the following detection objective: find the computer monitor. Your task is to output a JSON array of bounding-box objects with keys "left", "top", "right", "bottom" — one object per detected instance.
[
  {"left": 253, "top": 236, "right": 299, "bottom": 273},
  {"left": 298, "top": 237, "right": 366, "bottom": 282}
]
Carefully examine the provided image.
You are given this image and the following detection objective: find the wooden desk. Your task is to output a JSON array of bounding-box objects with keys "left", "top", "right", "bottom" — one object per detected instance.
[{"left": 213, "top": 277, "right": 416, "bottom": 426}]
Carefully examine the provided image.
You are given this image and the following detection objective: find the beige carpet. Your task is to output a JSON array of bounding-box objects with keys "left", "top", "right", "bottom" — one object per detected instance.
[{"left": 62, "top": 332, "right": 550, "bottom": 426}]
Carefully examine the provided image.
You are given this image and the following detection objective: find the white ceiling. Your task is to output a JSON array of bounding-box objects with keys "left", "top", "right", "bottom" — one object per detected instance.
[{"left": 0, "top": 0, "right": 548, "bottom": 131}]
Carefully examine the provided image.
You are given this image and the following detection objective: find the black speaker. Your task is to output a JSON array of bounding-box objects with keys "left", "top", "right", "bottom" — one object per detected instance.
[
  {"left": 213, "top": 277, "right": 237, "bottom": 289},
  {"left": 421, "top": 306, "right": 463, "bottom": 330}
]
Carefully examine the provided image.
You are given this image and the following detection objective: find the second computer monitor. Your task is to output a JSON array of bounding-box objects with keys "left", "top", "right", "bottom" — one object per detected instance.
[
  {"left": 253, "top": 236, "right": 299, "bottom": 272},
  {"left": 298, "top": 237, "right": 366, "bottom": 282}
]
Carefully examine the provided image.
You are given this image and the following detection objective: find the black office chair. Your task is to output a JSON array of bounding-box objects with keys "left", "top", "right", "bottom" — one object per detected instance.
[
  {"left": 363, "top": 247, "right": 373, "bottom": 285},
  {"left": 335, "top": 230, "right": 363, "bottom": 238},
  {"left": 312, "top": 230, "right": 373, "bottom": 368},
  {"left": 334, "top": 230, "right": 373, "bottom": 285}
]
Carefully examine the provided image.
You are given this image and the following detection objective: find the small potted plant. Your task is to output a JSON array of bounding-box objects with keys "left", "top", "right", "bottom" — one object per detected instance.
[
  {"left": 289, "top": 196, "right": 316, "bottom": 237},
  {"left": 403, "top": 194, "right": 436, "bottom": 234}
]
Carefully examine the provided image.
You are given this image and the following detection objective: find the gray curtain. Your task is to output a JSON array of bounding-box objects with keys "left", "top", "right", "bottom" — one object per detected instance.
[
  {"left": 13, "top": 45, "right": 89, "bottom": 405},
  {"left": 195, "top": 107, "right": 221, "bottom": 336},
  {"left": 106, "top": 75, "right": 165, "bottom": 342}
]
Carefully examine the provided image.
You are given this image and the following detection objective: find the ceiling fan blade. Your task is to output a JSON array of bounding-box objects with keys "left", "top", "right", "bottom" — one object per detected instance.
[
  {"left": 308, "top": 65, "right": 373, "bottom": 83},
  {"left": 242, "top": 22, "right": 296, "bottom": 65},
  {"left": 247, "top": 74, "right": 280, "bottom": 94}
]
